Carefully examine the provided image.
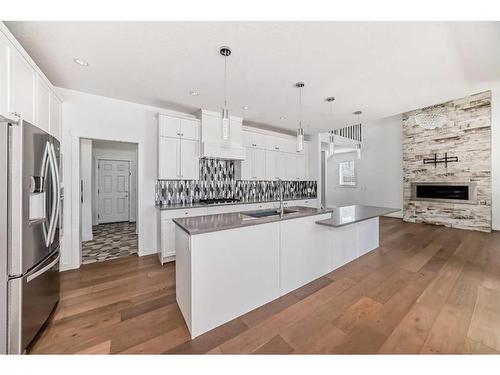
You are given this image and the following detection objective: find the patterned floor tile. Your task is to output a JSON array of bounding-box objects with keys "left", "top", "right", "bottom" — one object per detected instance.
[{"left": 82, "top": 222, "right": 138, "bottom": 264}]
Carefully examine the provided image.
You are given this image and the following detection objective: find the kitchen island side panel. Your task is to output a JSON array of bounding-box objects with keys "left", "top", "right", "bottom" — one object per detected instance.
[{"left": 190, "top": 222, "right": 280, "bottom": 338}]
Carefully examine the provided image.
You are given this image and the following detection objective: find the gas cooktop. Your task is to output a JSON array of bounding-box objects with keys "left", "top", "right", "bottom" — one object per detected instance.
[{"left": 199, "top": 198, "right": 240, "bottom": 205}]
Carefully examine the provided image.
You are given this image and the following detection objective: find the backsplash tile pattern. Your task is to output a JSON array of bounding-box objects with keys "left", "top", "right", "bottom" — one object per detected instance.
[{"left": 156, "top": 159, "right": 317, "bottom": 206}]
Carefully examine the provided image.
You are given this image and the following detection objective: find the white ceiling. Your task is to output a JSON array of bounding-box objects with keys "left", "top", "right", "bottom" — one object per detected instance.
[{"left": 5, "top": 21, "right": 500, "bottom": 133}]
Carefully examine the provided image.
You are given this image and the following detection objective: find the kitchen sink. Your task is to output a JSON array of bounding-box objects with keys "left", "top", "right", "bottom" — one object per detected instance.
[{"left": 242, "top": 208, "right": 299, "bottom": 219}]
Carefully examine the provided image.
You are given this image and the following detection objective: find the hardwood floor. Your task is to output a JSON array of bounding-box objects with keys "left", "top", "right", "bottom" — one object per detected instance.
[{"left": 29, "top": 217, "right": 500, "bottom": 354}]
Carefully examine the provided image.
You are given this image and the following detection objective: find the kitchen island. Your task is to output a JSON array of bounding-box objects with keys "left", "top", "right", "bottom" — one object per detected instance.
[{"left": 173, "top": 204, "right": 399, "bottom": 338}]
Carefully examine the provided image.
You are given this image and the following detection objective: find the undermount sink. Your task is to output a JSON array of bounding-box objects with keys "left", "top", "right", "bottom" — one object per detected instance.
[{"left": 242, "top": 208, "right": 299, "bottom": 219}]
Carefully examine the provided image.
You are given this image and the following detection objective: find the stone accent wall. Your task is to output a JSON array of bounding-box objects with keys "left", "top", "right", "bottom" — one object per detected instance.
[{"left": 403, "top": 91, "right": 491, "bottom": 232}]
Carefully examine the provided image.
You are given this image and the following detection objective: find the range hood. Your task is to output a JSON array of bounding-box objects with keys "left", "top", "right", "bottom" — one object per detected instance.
[{"left": 199, "top": 109, "right": 246, "bottom": 160}]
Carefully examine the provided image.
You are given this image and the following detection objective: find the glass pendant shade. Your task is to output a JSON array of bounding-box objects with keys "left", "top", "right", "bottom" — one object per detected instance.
[
  {"left": 356, "top": 143, "right": 362, "bottom": 160},
  {"left": 329, "top": 132, "right": 335, "bottom": 156},
  {"left": 221, "top": 107, "right": 230, "bottom": 140},
  {"left": 297, "top": 127, "right": 304, "bottom": 152}
]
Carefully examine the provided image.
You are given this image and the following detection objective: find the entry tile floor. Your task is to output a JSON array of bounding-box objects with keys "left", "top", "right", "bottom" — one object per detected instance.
[{"left": 81, "top": 222, "right": 138, "bottom": 264}]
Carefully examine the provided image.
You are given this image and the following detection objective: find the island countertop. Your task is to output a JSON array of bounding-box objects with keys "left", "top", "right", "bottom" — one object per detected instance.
[
  {"left": 315, "top": 205, "right": 400, "bottom": 228},
  {"left": 173, "top": 206, "right": 333, "bottom": 235}
]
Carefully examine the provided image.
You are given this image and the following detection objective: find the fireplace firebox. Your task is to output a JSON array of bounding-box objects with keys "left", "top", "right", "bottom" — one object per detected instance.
[{"left": 410, "top": 182, "right": 477, "bottom": 204}]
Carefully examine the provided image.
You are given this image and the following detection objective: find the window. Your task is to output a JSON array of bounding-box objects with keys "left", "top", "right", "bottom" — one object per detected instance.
[{"left": 339, "top": 160, "right": 357, "bottom": 187}]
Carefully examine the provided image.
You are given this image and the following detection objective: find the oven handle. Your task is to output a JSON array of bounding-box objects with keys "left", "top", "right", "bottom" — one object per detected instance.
[{"left": 27, "top": 253, "right": 60, "bottom": 283}]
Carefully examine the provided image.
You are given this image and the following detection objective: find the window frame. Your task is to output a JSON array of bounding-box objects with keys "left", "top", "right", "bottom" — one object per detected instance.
[{"left": 338, "top": 160, "right": 357, "bottom": 187}]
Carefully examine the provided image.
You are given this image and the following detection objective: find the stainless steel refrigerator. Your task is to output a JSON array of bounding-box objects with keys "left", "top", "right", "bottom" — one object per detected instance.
[{"left": 1, "top": 117, "right": 62, "bottom": 354}]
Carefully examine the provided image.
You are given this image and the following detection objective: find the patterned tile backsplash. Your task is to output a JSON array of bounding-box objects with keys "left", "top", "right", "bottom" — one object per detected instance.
[{"left": 156, "top": 159, "right": 317, "bottom": 205}]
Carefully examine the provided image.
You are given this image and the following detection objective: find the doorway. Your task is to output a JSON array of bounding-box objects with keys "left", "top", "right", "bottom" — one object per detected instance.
[{"left": 79, "top": 138, "right": 138, "bottom": 264}]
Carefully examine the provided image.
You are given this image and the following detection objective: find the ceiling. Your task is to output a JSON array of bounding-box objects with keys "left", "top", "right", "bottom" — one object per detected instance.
[{"left": 5, "top": 21, "right": 500, "bottom": 133}]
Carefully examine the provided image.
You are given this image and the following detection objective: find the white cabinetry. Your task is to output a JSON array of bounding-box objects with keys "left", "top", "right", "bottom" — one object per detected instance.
[
  {"left": 0, "top": 27, "right": 63, "bottom": 139},
  {"left": 158, "top": 207, "right": 208, "bottom": 263},
  {"left": 265, "top": 150, "right": 287, "bottom": 180},
  {"left": 35, "top": 76, "right": 50, "bottom": 132},
  {"left": 158, "top": 114, "right": 200, "bottom": 180},
  {"left": 243, "top": 130, "right": 267, "bottom": 149},
  {"left": 8, "top": 47, "right": 35, "bottom": 124},
  {"left": 0, "top": 32, "right": 8, "bottom": 115},
  {"left": 242, "top": 127, "right": 310, "bottom": 181},
  {"left": 49, "top": 93, "right": 62, "bottom": 140},
  {"left": 241, "top": 147, "right": 266, "bottom": 180}
]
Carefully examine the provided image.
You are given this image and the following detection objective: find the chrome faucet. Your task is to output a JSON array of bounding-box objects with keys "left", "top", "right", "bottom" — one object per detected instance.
[{"left": 277, "top": 178, "right": 284, "bottom": 218}]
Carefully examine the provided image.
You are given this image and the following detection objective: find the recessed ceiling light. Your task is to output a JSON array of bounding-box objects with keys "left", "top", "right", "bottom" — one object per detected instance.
[
  {"left": 189, "top": 91, "right": 199, "bottom": 96},
  {"left": 280, "top": 116, "right": 287, "bottom": 120},
  {"left": 73, "top": 57, "right": 89, "bottom": 67},
  {"left": 242, "top": 105, "right": 250, "bottom": 110}
]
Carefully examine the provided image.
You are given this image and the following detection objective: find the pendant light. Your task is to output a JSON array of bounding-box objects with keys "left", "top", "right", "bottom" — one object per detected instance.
[
  {"left": 295, "top": 82, "right": 305, "bottom": 152},
  {"left": 326, "top": 97, "right": 336, "bottom": 156},
  {"left": 220, "top": 46, "right": 231, "bottom": 140},
  {"left": 353, "top": 110, "right": 362, "bottom": 159}
]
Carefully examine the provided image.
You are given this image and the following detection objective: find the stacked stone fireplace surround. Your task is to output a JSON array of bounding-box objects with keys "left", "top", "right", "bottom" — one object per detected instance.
[{"left": 402, "top": 91, "right": 492, "bottom": 232}]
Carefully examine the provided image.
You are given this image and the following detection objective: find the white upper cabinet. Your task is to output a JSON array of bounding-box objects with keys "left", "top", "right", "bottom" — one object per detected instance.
[
  {"left": 0, "top": 26, "right": 63, "bottom": 137},
  {"left": 0, "top": 32, "right": 8, "bottom": 115},
  {"left": 49, "top": 93, "right": 62, "bottom": 140},
  {"left": 180, "top": 139, "right": 199, "bottom": 179},
  {"left": 241, "top": 148, "right": 266, "bottom": 180},
  {"left": 35, "top": 76, "right": 50, "bottom": 132},
  {"left": 159, "top": 115, "right": 181, "bottom": 137},
  {"left": 159, "top": 136, "right": 180, "bottom": 179},
  {"left": 158, "top": 114, "right": 200, "bottom": 180},
  {"left": 243, "top": 130, "right": 267, "bottom": 149},
  {"left": 242, "top": 127, "right": 310, "bottom": 181},
  {"left": 159, "top": 115, "right": 200, "bottom": 141},
  {"left": 181, "top": 118, "right": 200, "bottom": 141},
  {"left": 8, "top": 46, "right": 35, "bottom": 124}
]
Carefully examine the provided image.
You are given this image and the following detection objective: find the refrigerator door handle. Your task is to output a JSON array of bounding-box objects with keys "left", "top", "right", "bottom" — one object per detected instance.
[
  {"left": 47, "top": 143, "right": 60, "bottom": 246},
  {"left": 40, "top": 142, "right": 52, "bottom": 246},
  {"left": 26, "top": 253, "right": 60, "bottom": 283}
]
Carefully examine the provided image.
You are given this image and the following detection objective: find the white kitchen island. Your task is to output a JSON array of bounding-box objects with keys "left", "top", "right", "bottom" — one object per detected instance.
[{"left": 173, "top": 205, "right": 399, "bottom": 338}]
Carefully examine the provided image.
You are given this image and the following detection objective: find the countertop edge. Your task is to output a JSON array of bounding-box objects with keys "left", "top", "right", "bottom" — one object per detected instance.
[
  {"left": 173, "top": 207, "right": 333, "bottom": 236},
  {"left": 315, "top": 207, "right": 401, "bottom": 228}
]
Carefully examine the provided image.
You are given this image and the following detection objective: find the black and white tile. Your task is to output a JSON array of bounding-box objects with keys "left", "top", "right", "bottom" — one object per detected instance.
[
  {"left": 81, "top": 222, "right": 138, "bottom": 264},
  {"left": 156, "top": 158, "right": 317, "bottom": 205}
]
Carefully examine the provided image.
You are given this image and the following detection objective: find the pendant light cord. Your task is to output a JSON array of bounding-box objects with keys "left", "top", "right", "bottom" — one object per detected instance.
[{"left": 224, "top": 55, "right": 228, "bottom": 108}]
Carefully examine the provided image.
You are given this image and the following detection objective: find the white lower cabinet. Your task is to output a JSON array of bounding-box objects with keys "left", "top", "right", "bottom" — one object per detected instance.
[{"left": 158, "top": 207, "right": 208, "bottom": 264}]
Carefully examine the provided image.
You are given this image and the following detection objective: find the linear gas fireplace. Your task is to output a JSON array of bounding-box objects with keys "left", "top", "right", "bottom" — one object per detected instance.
[{"left": 410, "top": 182, "right": 477, "bottom": 204}]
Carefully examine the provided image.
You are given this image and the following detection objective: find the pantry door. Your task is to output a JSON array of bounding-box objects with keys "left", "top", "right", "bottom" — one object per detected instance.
[{"left": 98, "top": 159, "right": 130, "bottom": 223}]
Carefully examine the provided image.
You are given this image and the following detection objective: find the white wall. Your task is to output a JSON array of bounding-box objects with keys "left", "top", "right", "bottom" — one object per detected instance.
[
  {"left": 80, "top": 139, "right": 93, "bottom": 241},
  {"left": 92, "top": 140, "right": 138, "bottom": 225},
  {"left": 58, "top": 88, "right": 196, "bottom": 271},
  {"left": 326, "top": 115, "right": 403, "bottom": 217}
]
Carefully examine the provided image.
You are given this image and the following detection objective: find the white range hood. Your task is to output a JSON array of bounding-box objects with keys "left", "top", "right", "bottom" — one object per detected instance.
[{"left": 199, "top": 109, "right": 246, "bottom": 160}]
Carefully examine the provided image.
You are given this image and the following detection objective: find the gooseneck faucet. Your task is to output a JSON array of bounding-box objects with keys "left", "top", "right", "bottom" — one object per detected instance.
[{"left": 277, "top": 178, "right": 284, "bottom": 218}]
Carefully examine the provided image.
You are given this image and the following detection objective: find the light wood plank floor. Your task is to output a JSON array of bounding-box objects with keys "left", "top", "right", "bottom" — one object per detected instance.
[{"left": 29, "top": 217, "right": 500, "bottom": 354}]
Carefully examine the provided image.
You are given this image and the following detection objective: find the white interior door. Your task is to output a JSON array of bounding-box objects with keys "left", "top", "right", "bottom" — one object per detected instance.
[{"left": 98, "top": 159, "right": 130, "bottom": 223}]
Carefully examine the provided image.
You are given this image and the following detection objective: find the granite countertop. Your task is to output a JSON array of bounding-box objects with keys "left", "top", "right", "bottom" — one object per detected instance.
[
  {"left": 315, "top": 205, "right": 400, "bottom": 228},
  {"left": 156, "top": 196, "right": 317, "bottom": 211},
  {"left": 173, "top": 206, "right": 333, "bottom": 235}
]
